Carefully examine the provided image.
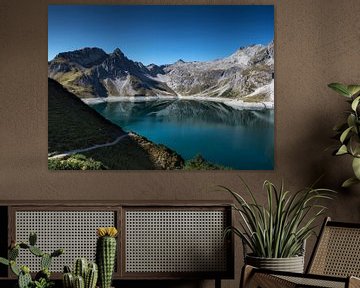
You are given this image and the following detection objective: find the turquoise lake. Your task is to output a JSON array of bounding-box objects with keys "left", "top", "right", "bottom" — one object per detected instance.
[{"left": 89, "top": 99, "right": 274, "bottom": 170}]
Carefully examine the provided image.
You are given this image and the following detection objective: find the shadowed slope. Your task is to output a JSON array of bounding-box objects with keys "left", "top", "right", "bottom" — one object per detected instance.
[{"left": 48, "top": 78, "right": 184, "bottom": 170}]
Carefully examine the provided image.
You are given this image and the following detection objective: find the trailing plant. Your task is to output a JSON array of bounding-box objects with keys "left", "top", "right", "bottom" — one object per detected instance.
[
  {"left": 96, "top": 227, "right": 118, "bottom": 288},
  {"left": 62, "top": 258, "right": 98, "bottom": 288},
  {"left": 0, "top": 232, "right": 63, "bottom": 288},
  {"left": 328, "top": 83, "right": 360, "bottom": 187},
  {"left": 220, "top": 179, "right": 334, "bottom": 258}
]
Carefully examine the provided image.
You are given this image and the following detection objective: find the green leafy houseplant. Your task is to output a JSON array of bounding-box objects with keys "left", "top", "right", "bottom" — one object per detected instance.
[
  {"left": 221, "top": 179, "right": 334, "bottom": 259},
  {"left": 328, "top": 83, "right": 360, "bottom": 187}
]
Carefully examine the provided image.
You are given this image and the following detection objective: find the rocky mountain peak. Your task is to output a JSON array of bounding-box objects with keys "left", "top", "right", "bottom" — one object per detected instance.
[
  {"left": 112, "top": 48, "right": 125, "bottom": 58},
  {"left": 55, "top": 47, "right": 108, "bottom": 68},
  {"left": 49, "top": 40, "right": 274, "bottom": 100},
  {"left": 175, "top": 59, "right": 185, "bottom": 64}
]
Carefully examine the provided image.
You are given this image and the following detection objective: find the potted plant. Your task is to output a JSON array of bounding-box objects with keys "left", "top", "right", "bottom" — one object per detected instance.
[
  {"left": 220, "top": 179, "right": 334, "bottom": 273},
  {"left": 0, "top": 232, "right": 64, "bottom": 288},
  {"left": 328, "top": 83, "right": 360, "bottom": 187},
  {"left": 62, "top": 258, "right": 98, "bottom": 288}
]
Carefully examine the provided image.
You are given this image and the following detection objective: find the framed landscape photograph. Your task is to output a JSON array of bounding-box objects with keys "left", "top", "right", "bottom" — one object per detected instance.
[{"left": 48, "top": 5, "right": 274, "bottom": 170}]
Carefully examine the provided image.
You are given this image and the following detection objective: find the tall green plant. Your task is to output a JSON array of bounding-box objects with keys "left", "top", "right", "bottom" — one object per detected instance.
[
  {"left": 221, "top": 179, "right": 334, "bottom": 258},
  {"left": 328, "top": 83, "right": 360, "bottom": 187},
  {"left": 96, "top": 227, "right": 117, "bottom": 288}
]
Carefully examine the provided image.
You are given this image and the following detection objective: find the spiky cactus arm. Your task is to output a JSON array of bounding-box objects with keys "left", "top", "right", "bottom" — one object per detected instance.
[
  {"left": 85, "top": 263, "right": 98, "bottom": 288},
  {"left": 9, "top": 246, "right": 19, "bottom": 260},
  {"left": 74, "top": 258, "right": 88, "bottom": 280},
  {"left": 10, "top": 260, "right": 20, "bottom": 276},
  {"left": 18, "top": 266, "right": 32, "bottom": 288},
  {"left": 63, "top": 272, "right": 74, "bottom": 288},
  {"left": 41, "top": 254, "right": 52, "bottom": 270},
  {"left": 18, "top": 272, "right": 32, "bottom": 288},
  {"left": 64, "top": 265, "right": 72, "bottom": 273},
  {"left": 29, "top": 246, "right": 44, "bottom": 257},
  {"left": 29, "top": 232, "right": 37, "bottom": 246},
  {"left": 73, "top": 275, "right": 85, "bottom": 288},
  {"left": 50, "top": 248, "right": 63, "bottom": 258}
]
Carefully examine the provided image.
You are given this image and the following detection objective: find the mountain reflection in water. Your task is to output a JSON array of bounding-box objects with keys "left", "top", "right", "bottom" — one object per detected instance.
[{"left": 89, "top": 99, "right": 274, "bottom": 169}]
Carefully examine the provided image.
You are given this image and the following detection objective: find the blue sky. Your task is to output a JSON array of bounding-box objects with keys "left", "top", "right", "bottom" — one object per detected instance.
[{"left": 48, "top": 5, "right": 273, "bottom": 65}]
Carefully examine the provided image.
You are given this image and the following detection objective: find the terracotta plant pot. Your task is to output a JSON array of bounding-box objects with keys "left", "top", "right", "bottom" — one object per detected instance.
[{"left": 245, "top": 254, "right": 305, "bottom": 273}]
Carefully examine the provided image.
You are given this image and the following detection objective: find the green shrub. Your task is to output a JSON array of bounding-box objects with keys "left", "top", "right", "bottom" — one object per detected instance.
[
  {"left": 184, "top": 154, "right": 230, "bottom": 170},
  {"left": 48, "top": 154, "right": 104, "bottom": 170}
]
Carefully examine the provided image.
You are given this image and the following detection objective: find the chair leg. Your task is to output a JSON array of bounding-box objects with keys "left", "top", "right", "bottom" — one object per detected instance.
[
  {"left": 349, "top": 276, "right": 360, "bottom": 288},
  {"left": 240, "top": 265, "right": 255, "bottom": 288}
]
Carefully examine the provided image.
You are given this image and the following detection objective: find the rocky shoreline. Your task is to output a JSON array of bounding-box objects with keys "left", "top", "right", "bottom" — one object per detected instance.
[{"left": 82, "top": 95, "right": 274, "bottom": 110}]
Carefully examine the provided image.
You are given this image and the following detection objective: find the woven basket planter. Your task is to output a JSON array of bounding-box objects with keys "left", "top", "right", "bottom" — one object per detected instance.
[{"left": 245, "top": 254, "right": 305, "bottom": 273}]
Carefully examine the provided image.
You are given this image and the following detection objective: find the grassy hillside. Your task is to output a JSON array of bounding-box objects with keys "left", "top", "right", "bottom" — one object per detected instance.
[
  {"left": 48, "top": 78, "right": 124, "bottom": 154},
  {"left": 48, "top": 78, "right": 184, "bottom": 170}
]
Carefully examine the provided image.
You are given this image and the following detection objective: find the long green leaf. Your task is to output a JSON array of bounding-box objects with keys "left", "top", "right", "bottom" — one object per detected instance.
[
  {"left": 222, "top": 179, "right": 335, "bottom": 258},
  {"left": 352, "top": 157, "right": 360, "bottom": 179},
  {"left": 342, "top": 177, "right": 360, "bottom": 187},
  {"left": 348, "top": 85, "right": 360, "bottom": 97},
  {"left": 340, "top": 126, "right": 353, "bottom": 143},
  {"left": 328, "top": 83, "right": 351, "bottom": 97},
  {"left": 336, "top": 144, "right": 348, "bottom": 155},
  {"left": 351, "top": 96, "right": 360, "bottom": 111}
]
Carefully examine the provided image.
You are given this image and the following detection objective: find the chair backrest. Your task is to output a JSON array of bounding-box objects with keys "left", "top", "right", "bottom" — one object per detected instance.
[{"left": 307, "top": 217, "right": 360, "bottom": 277}]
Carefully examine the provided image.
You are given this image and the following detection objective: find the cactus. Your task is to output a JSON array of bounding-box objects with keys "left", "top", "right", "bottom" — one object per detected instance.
[
  {"left": 85, "top": 263, "right": 98, "bottom": 288},
  {"left": 74, "top": 275, "right": 85, "bottom": 288},
  {"left": 41, "top": 253, "right": 52, "bottom": 270},
  {"left": 19, "top": 243, "right": 29, "bottom": 249},
  {"left": 0, "top": 232, "right": 64, "bottom": 288},
  {"left": 51, "top": 248, "right": 64, "bottom": 257},
  {"left": 96, "top": 227, "right": 118, "bottom": 288},
  {"left": 64, "top": 265, "right": 72, "bottom": 273},
  {"left": 29, "top": 232, "right": 37, "bottom": 246},
  {"left": 74, "top": 258, "right": 87, "bottom": 279},
  {"left": 9, "top": 246, "right": 19, "bottom": 260},
  {"left": 10, "top": 260, "right": 20, "bottom": 276},
  {"left": 63, "top": 272, "right": 74, "bottom": 288},
  {"left": 63, "top": 260, "right": 98, "bottom": 288},
  {"left": 35, "top": 268, "right": 50, "bottom": 281},
  {"left": 29, "top": 245, "right": 44, "bottom": 257},
  {"left": 18, "top": 267, "right": 32, "bottom": 288}
]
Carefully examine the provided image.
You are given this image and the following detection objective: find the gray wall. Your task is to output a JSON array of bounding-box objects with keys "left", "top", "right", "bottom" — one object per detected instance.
[{"left": 1, "top": 0, "right": 360, "bottom": 287}]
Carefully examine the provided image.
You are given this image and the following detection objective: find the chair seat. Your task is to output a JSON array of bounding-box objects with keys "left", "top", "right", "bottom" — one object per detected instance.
[
  {"left": 241, "top": 218, "right": 360, "bottom": 288},
  {"left": 244, "top": 266, "right": 359, "bottom": 288},
  {"left": 277, "top": 275, "right": 346, "bottom": 288}
]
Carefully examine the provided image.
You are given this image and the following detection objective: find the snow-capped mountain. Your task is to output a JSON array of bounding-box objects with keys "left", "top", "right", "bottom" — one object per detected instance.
[{"left": 48, "top": 41, "right": 274, "bottom": 101}]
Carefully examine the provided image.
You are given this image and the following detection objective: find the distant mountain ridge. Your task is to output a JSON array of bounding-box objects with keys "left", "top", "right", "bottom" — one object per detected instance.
[{"left": 48, "top": 41, "right": 274, "bottom": 101}]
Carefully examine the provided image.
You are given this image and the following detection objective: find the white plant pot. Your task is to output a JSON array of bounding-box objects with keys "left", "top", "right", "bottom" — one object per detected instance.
[{"left": 245, "top": 254, "right": 305, "bottom": 273}]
